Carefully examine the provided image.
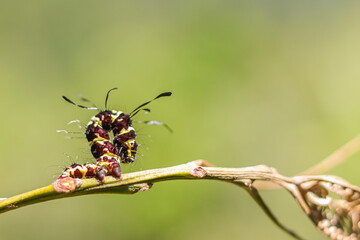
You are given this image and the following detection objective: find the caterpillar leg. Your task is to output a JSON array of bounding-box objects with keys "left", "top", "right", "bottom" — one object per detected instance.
[
  {"left": 97, "top": 156, "right": 122, "bottom": 179},
  {"left": 95, "top": 168, "right": 106, "bottom": 182},
  {"left": 112, "top": 165, "right": 121, "bottom": 179}
]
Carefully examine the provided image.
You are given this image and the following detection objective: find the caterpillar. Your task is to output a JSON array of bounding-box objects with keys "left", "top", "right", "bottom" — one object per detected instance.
[
  {"left": 58, "top": 88, "right": 172, "bottom": 182},
  {"left": 58, "top": 156, "right": 121, "bottom": 182}
]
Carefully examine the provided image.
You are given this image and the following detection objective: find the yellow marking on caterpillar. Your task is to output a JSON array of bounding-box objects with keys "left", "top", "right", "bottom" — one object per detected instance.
[
  {"left": 66, "top": 165, "right": 87, "bottom": 179},
  {"left": 88, "top": 138, "right": 107, "bottom": 146},
  {"left": 124, "top": 139, "right": 136, "bottom": 157},
  {"left": 87, "top": 116, "right": 102, "bottom": 128},
  {"left": 119, "top": 126, "right": 135, "bottom": 135},
  {"left": 111, "top": 111, "right": 123, "bottom": 122},
  {"left": 102, "top": 152, "right": 120, "bottom": 159}
]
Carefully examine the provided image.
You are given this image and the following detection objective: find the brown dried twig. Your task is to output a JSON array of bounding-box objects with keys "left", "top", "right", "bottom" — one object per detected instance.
[
  {"left": 291, "top": 176, "right": 360, "bottom": 240},
  {"left": 255, "top": 134, "right": 360, "bottom": 190},
  {"left": 299, "top": 134, "right": 360, "bottom": 176}
]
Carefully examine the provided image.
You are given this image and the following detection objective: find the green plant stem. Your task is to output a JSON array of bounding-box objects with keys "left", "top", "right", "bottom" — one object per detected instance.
[
  {"left": 0, "top": 160, "right": 337, "bottom": 240},
  {"left": 0, "top": 161, "right": 282, "bottom": 213}
]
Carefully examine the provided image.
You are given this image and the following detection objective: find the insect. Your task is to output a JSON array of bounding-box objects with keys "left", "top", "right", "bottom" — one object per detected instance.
[{"left": 58, "top": 88, "right": 172, "bottom": 182}]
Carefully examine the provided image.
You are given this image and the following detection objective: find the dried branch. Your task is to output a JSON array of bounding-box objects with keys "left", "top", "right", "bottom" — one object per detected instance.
[
  {"left": 299, "top": 134, "right": 360, "bottom": 176},
  {"left": 255, "top": 134, "right": 360, "bottom": 190}
]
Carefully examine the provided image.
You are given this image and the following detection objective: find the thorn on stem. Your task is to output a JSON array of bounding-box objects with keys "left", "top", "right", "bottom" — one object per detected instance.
[
  {"left": 53, "top": 178, "right": 82, "bottom": 193},
  {"left": 190, "top": 167, "right": 207, "bottom": 178}
]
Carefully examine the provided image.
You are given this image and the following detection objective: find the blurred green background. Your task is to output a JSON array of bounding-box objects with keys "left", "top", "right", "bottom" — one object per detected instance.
[{"left": 1, "top": 1, "right": 360, "bottom": 239}]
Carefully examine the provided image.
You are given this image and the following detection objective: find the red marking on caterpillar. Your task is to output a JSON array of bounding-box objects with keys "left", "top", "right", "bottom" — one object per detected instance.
[{"left": 58, "top": 89, "right": 172, "bottom": 182}]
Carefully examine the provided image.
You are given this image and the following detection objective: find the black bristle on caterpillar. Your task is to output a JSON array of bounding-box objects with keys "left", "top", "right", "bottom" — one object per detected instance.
[{"left": 59, "top": 89, "right": 172, "bottom": 182}]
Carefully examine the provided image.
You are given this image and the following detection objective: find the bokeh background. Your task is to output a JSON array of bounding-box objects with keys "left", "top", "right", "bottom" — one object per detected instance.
[{"left": 1, "top": 1, "right": 360, "bottom": 239}]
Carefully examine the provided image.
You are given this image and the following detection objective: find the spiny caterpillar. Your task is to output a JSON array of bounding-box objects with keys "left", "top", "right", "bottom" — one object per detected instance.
[{"left": 58, "top": 88, "right": 172, "bottom": 182}]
